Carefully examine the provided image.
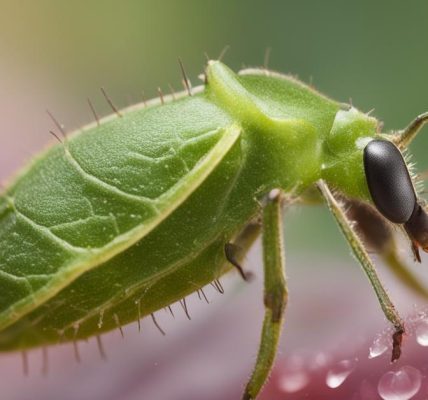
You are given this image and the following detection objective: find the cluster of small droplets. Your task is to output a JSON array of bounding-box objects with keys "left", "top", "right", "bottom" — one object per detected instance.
[
  {"left": 364, "top": 311, "right": 428, "bottom": 400},
  {"left": 276, "top": 353, "right": 424, "bottom": 399}
]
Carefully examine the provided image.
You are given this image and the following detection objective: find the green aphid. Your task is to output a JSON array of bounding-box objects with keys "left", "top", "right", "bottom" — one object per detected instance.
[{"left": 0, "top": 60, "right": 427, "bottom": 399}]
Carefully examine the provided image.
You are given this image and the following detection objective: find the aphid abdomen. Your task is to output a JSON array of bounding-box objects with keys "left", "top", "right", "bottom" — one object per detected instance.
[
  {"left": 0, "top": 93, "right": 246, "bottom": 336},
  {"left": 0, "top": 61, "right": 351, "bottom": 351},
  {"left": 0, "top": 120, "right": 275, "bottom": 349},
  {"left": 1, "top": 235, "right": 248, "bottom": 349}
]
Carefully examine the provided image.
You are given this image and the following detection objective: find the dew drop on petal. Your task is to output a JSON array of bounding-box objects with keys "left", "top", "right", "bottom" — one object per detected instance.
[
  {"left": 377, "top": 366, "right": 422, "bottom": 400},
  {"left": 369, "top": 335, "right": 389, "bottom": 359},
  {"left": 278, "top": 370, "right": 309, "bottom": 393},
  {"left": 415, "top": 319, "right": 428, "bottom": 346},
  {"left": 326, "top": 359, "right": 357, "bottom": 389}
]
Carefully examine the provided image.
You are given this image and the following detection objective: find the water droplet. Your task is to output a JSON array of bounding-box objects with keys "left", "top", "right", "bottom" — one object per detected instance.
[
  {"left": 415, "top": 319, "right": 428, "bottom": 346},
  {"left": 377, "top": 366, "right": 422, "bottom": 400},
  {"left": 369, "top": 335, "right": 389, "bottom": 359},
  {"left": 278, "top": 370, "right": 309, "bottom": 393},
  {"left": 326, "top": 359, "right": 357, "bottom": 389}
]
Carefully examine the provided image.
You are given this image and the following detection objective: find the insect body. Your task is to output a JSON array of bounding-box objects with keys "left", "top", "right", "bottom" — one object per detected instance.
[{"left": 0, "top": 60, "right": 427, "bottom": 399}]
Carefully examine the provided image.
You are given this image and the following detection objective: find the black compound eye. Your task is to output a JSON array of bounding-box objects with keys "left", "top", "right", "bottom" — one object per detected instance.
[{"left": 363, "top": 139, "right": 416, "bottom": 223}]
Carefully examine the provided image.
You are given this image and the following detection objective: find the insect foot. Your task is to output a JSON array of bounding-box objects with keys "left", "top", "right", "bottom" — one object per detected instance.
[
  {"left": 391, "top": 325, "right": 405, "bottom": 362},
  {"left": 224, "top": 243, "right": 254, "bottom": 282}
]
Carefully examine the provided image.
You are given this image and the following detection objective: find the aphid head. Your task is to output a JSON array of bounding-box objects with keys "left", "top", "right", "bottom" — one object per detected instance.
[{"left": 363, "top": 139, "right": 428, "bottom": 258}]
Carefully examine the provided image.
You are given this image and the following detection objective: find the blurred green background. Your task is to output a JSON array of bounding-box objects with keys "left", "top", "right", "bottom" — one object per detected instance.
[{"left": 0, "top": 0, "right": 427, "bottom": 258}]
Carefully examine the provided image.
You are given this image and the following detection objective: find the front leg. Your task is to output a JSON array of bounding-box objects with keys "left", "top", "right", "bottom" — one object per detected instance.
[
  {"left": 317, "top": 180, "right": 405, "bottom": 361},
  {"left": 243, "top": 189, "right": 288, "bottom": 400}
]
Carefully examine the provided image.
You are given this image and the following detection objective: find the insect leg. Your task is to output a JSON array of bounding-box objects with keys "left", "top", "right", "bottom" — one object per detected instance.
[
  {"left": 318, "top": 180, "right": 405, "bottom": 362},
  {"left": 347, "top": 199, "right": 428, "bottom": 299},
  {"left": 224, "top": 220, "right": 261, "bottom": 282},
  {"left": 394, "top": 111, "right": 428, "bottom": 148},
  {"left": 242, "top": 189, "right": 288, "bottom": 400},
  {"left": 224, "top": 243, "right": 252, "bottom": 281}
]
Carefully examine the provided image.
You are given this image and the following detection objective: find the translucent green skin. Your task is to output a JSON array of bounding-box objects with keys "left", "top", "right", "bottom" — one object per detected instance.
[{"left": 0, "top": 62, "right": 379, "bottom": 350}]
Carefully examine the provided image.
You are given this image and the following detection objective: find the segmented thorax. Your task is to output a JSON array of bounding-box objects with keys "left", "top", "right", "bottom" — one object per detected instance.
[{"left": 322, "top": 107, "right": 379, "bottom": 200}]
